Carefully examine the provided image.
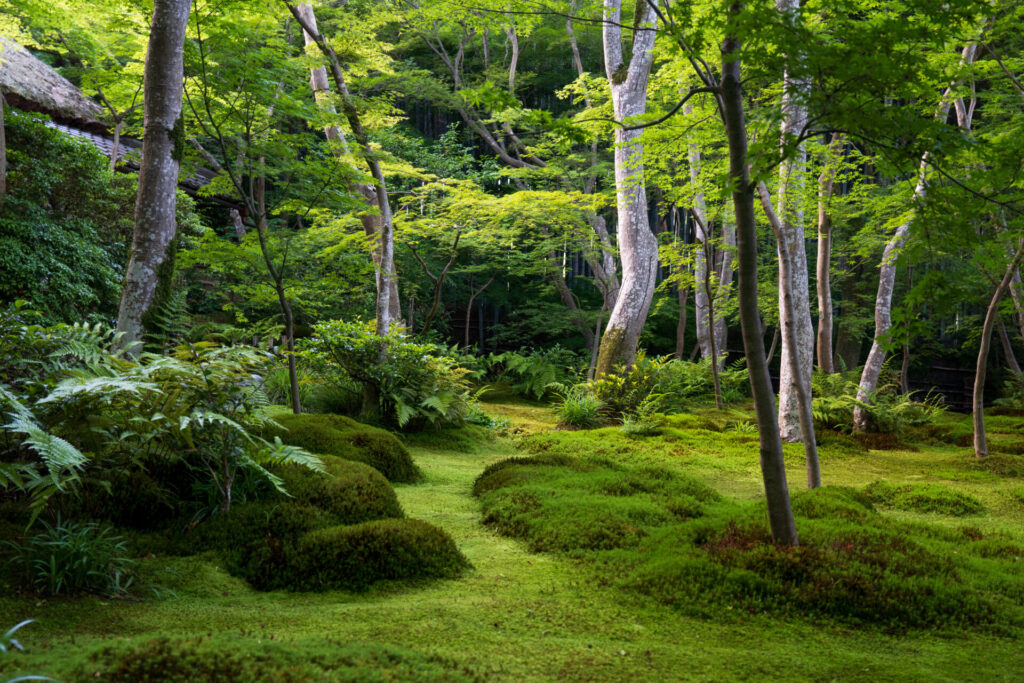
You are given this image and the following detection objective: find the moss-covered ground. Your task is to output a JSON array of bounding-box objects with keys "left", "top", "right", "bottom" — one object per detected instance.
[{"left": 2, "top": 401, "right": 1024, "bottom": 681}]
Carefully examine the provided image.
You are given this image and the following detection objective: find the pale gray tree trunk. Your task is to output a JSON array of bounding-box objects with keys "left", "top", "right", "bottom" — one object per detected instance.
[
  {"left": 854, "top": 43, "right": 978, "bottom": 431},
  {"left": 116, "top": 0, "right": 192, "bottom": 351},
  {"left": 998, "top": 319, "right": 1022, "bottom": 375},
  {"left": 759, "top": 181, "right": 820, "bottom": 488},
  {"left": 719, "top": 2, "right": 798, "bottom": 544},
  {"left": 774, "top": 0, "right": 814, "bottom": 442},
  {"left": 295, "top": 4, "right": 400, "bottom": 324},
  {"left": 289, "top": 4, "right": 394, "bottom": 335},
  {"left": 816, "top": 135, "right": 843, "bottom": 373},
  {"left": 594, "top": 0, "right": 659, "bottom": 378},
  {"left": 714, "top": 219, "right": 735, "bottom": 361},
  {"left": 975, "top": 242, "right": 1024, "bottom": 457},
  {"left": 1010, "top": 268, "right": 1024, "bottom": 341}
]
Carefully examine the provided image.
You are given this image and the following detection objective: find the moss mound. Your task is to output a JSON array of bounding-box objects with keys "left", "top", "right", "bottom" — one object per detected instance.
[
  {"left": 476, "top": 455, "right": 719, "bottom": 553},
  {"left": 241, "top": 519, "right": 471, "bottom": 591},
  {"left": 275, "top": 455, "right": 404, "bottom": 524},
  {"left": 71, "top": 635, "right": 481, "bottom": 682},
  {"left": 863, "top": 481, "right": 985, "bottom": 516},
  {"left": 265, "top": 413, "right": 421, "bottom": 483},
  {"left": 476, "top": 453, "right": 1022, "bottom": 629}
]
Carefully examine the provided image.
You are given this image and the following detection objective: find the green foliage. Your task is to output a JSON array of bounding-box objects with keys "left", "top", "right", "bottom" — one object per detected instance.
[
  {"left": 863, "top": 481, "right": 986, "bottom": 517},
  {"left": 263, "top": 413, "right": 420, "bottom": 483},
  {"left": 591, "top": 355, "right": 748, "bottom": 418},
  {"left": 552, "top": 385, "right": 605, "bottom": 429},
  {"left": 994, "top": 372, "right": 1024, "bottom": 411},
  {"left": 69, "top": 635, "right": 481, "bottom": 683},
  {"left": 303, "top": 320, "right": 478, "bottom": 428},
  {"left": 3, "top": 518, "right": 134, "bottom": 597},
  {"left": 488, "top": 346, "right": 582, "bottom": 400},
  {"left": 810, "top": 369, "right": 947, "bottom": 434},
  {"left": 0, "top": 112, "right": 128, "bottom": 323}
]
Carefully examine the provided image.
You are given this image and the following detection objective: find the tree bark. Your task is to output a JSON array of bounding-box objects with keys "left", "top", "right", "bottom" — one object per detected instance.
[
  {"left": 998, "top": 319, "right": 1022, "bottom": 375},
  {"left": 775, "top": 0, "right": 814, "bottom": 443},
  {"left": 116, "top": 0, "right": 192, "bottom": 352},
  {"left": 594, "top": 0, "right": 659, "bottom": 378},
  {"left": 816, "top": 135, "right": 843, "bottom": 373},
  {"left": 464, "top": 276, "right": 493, "bottom": 348},
  {"left": 294, "top": 4, "right": 400, "bottom": 325},
  {"left": 0, "top": 88, "right": 6, "bottom": 205},
  {"left": 974, "top": 243, "right": 1024, "bottom": 458},
  {"left": 720, "top": 3, "right": 798, "bottom": 544},
  {"left": 758, "top": 181, "right": 820, "bottom": 488},
  {"left": 854, "top": 42, "right": 978, "bottom": 431},
  {"left": 676, "top": 281, "right": 689, "bottom": 360}
]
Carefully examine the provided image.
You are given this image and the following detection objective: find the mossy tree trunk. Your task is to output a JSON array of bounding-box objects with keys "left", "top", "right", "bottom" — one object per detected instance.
[
  {"left": 116, "top": 0, "right": 192, "bottom": 352},
  {"left": 594, "top": 0, "right": 660, "bottom": 379}
]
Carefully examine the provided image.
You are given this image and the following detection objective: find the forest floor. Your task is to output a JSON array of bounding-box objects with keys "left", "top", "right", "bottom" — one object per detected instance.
[{"left": 2, "top": 398, "right": 1024, "bottom": 681}]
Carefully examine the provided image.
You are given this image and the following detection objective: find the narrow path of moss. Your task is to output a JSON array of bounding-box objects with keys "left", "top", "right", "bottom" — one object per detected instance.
[{"left": 3, "top": 405, "right": 1023, "bottom": 681}]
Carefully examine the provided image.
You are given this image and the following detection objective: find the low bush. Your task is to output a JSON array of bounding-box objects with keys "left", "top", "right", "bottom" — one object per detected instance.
[
  {"left": 552, "top": 385, "right": 605, "bottom": 429},
  {"left": 863, "top": 481, "right": 985, "bottom": 516},
  {"left": 302, "top": 320, "right": 479, "bottom": 428},
  {"left": 264, "top": 413, "right": 420, "bottom": 483},
  {"left": 181, "top": 501, "right": 339, "bottom": 556},
  {"left": 70, "top": 635, "right": 482, "bottom": 682},
  {"left": 486, "top": 345, "right": 583, "bottom": 399},
  {"left": 58, "top": 469, "right": 178, "bottom": 530},
  {"left": 3, "top": 517, "right": 135, "bottom": 597},
  {"left": 242, "top": 518, "right": 470, "bottom": 591}
]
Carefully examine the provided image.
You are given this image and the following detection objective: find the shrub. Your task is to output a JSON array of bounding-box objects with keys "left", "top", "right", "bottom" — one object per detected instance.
[
  {"left": 243, "top": 519, "right": 470, "bottom": 591},
  {"left": 487, "top": 346, "right": 582, "bottom": 399},
  {"left": 3, "top": 518, "right": 135, "bottom": 597},
  {"left": 552, "top": 385, "right": 604, "bottom": 428},
  {"left": 863, "top": 481, "right": 985, "bottom": 516},
  {"left": 180, "top": 501, "right": 339, "bottom": 557},
  {"left": 790, "top": 486, "right": 875, "bottom": 521},
  {"left": 70, "top": 635, "right": 482, "bottom": 682},
  {"left": 264, "top": 413, "right": 420, "bottom": 483},
  {"left": 57, "top": 469, "right": 178, "bottom": 530},
  {"left": 589, "top": 354, "right": 748, "bottom": 418},
  {"left": 302, "top": 320, "right": 478, "bottom": 428}
]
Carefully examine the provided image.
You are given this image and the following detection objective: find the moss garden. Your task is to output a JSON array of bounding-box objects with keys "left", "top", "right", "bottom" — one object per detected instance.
[{"left": 0, "top": 397, "right": 1022, "bottom": 682}]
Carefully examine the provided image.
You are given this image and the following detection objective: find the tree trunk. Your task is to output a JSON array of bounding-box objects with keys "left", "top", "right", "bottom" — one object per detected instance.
[
  {"left": 758, "top": 181, "right": 820, "bottom": 488},
  {"left": 714, "top": 218, "right": 735, "bottom": 362},
  {"left": 816, "top": 135, "right": 843, "bottom": 373},
  {"left": 1009, "top": 268, "right": 1024, "bottom": 340},
  {"left": 594, "top": 0, "right": 659, "bottom": 378},
  {"left": 110, "top": 119, "right": 122, "bottom": 172},
  {"left": 116, "top": 0, "right": 192, "bottom": 352},
  {"left": 854, "top": 42, "right": 978, "bottom": 431},
  {"left": 998, "top": 319, "right": 1022, "bottom": 375},
  {"left": 676, "top": 281, "right": 689, "bottom": 360},
  {"left": 294, "top": 4, "right": 400, "bottom": 325},
  {"left": 464, "top": 276, "right": 494, "bottom": 348},
  {"left": 775, "top": 0, "right": 814, "bottom": 443},
  {"left": 720, "top": 3, "right": 798, "bottom": 544},
  {"left": 975, "top": 244, "right": 1024, "bottom": 458},
  {"left": 0, "top": 88, "right": 6, "bottom": 205}
]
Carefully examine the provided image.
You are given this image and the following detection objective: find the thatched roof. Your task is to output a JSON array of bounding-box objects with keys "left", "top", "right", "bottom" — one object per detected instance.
[{"left": 0, "top": 36, "right": 104, "bottom": 128}]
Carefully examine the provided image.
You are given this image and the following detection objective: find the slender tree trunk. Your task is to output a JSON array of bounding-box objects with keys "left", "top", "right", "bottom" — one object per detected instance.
[
  {"left": 116, "top": 0, "right": 192, "bottom": 352},
  {"left": 775, "top": 0, "right": 814, "bottom": 443},
  {"left": 589, "top": 306, "right": 605, "bottom": 380},
  {"left": 975, "top": 243, "right": 1024, "bottom": 457},
  {"left": 595, "top": 0, "right": 659, "bottom": 378},
  {"left": 767, "top": 327, "right": 780, "bottom": 364},
  {"left": 464, "top": 276, "right": 494, "bottom": 348},
  {"left": 998, "top": 319, "right": 1022, "bottom": 375},
  {"left": 110, "top": 119, "right": 122, "bottom": 172},
  {"left": 294, "top": 4, "right": 400, "bottom": 325},
  {"left": 816, "top": 135, "right": 843, "bottom": 373},
  {"left": 0, "top": 88, "right": 6, "bottom": 205},
  {"left": 900, "top": 343, "right": 912, "bottom": 395},
  {"left": 1009, "top": 268, "right": 1024, "bottom": 340},
  {"left": 714, "top": 219, "right": 735, "bottom": 362},
  {"left": 676, "top": 281, "right": 689, "bottom": 360},
  {"left": 854, "top": 42, "right": 978, "bottom": 431},
  {"left": 758, "top": 182, "right": 820, "bottom": 488},
  {"left": 720, "top": 3, "right": 798, "bottom": 544}
]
